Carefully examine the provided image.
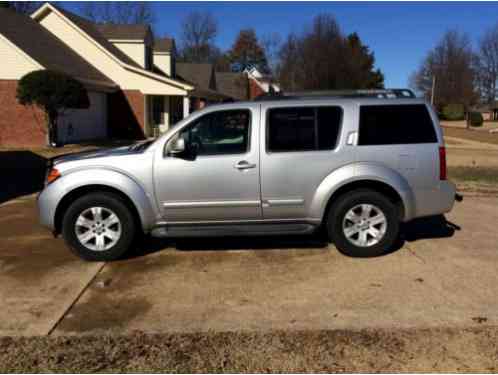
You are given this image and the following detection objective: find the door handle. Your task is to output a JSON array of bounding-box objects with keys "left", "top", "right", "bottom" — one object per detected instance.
[{"left": 234, "top": 160, "right": 256, "bottom": 170}]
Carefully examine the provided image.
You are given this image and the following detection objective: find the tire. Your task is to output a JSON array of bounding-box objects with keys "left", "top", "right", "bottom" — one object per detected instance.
[
  {"left": 62, "top": 192, "right": 137, "bottom": 261},
  {"left": 326, "top": 189, "right": 399, "bottom": 257}
]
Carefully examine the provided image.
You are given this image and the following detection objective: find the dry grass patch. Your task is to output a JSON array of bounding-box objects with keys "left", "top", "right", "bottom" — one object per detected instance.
[
  {"left": 443, "top": 127, "right": 498, "bottom": 145},
  {"left": 1, "top": 327, "right": 497, "bottom": 373}
]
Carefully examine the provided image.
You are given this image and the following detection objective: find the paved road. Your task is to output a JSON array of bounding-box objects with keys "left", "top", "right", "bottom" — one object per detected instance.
[{"left": 1, "top": 195, "right": 497, "bottom": 336}]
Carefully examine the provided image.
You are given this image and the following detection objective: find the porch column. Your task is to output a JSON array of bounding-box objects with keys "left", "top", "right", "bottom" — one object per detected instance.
[{"left": 183, "top": 96, "right": 190, "bottom": 119}]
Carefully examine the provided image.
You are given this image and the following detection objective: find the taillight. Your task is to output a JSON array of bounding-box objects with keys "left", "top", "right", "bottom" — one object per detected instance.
[
  {"left": 439, "top": 146, "right": 447, "bottom": 180},
  {"left": 46, "top": 168, "right": 61, "bottom": 184}
]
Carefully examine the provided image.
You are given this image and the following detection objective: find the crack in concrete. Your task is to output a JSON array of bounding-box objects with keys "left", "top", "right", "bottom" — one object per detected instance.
[{"left": 46, "top": 262, "right": 106, "bottom": 336}]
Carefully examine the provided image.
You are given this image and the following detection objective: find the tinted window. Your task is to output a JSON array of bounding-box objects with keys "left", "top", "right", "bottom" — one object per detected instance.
[
  {"left": 267, "top": 106, "right": 342, "bottom": 152},
  {"left": 179, "top": 109, "right": 250, "bottom": 156},
  {"left": 359, "top": 105, "right": 437, "bottom": 145}
]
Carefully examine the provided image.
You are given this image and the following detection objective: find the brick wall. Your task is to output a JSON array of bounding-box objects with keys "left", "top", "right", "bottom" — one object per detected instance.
[
  {"left": 0, "top": 80, "right": 47, "bottom": 147},
  {"left": 248, "top": 78, "right": 265, "bottom": 100},
  {"left": 108, "top": 90, "right": 146, "bottom": 140}
]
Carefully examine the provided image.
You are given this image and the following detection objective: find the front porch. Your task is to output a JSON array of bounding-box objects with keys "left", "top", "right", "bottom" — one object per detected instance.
[{"left": 144, "top": 95, "right": 190, "bottom": 138}]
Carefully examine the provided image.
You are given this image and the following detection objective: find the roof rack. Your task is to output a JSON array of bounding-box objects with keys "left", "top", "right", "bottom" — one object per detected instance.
[{"left": 254, "top": 88, "right": 416, "bottom": 101}]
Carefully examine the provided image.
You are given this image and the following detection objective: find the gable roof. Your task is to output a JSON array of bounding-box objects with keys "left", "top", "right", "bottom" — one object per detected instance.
[
  {"left": 31, "top": 3, "right": 194, "bottom": 93},
  {"left": 215, "top": 72, "right": 249, "bottom": 101},
  {"left": 154, "top": 38, "right": 174, "bottom": 53},
  {"left": 46, "top": 5, "right": 141, "bottom": 68},
  {"left": 96, "top": 23, "right": 150, "bottom": 40},
  {"left": 0, "top": 7, "right": 114, "bottom": 85},
  {"left": 176, "top": 63, "right": 215, "bottom": 91}
]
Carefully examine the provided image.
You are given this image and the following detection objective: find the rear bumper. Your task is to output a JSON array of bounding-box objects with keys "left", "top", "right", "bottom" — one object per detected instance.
[{"left": 411, "top": 180, "right": 457, "bottom": 220}]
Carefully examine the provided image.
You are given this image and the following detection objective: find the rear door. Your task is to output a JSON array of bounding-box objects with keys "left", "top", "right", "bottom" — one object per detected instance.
[{"left": 259, "top": 102, "right": 355, "bottom": 220}]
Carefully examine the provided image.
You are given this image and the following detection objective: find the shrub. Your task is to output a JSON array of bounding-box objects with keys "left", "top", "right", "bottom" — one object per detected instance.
[
  {"left": 469, "top": 111, "right": 483, "bottom": 127},
  {"left": 17, "top": 70, "right": 89, "bottom": 146},
  {"left": 441, "top": 104, "right": 465, "bottom": 121}
]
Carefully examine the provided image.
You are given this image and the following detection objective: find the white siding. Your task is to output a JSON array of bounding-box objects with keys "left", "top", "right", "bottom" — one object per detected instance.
[
  {"left": 58, "top": 91, "right": 107, "bottom": 143},
  {"left": 0, "top": 37, "right": 40, "bottom": 79},
  {"left": 38, "top": 11, "right": 187, "bottom": 95},
  {"left": 112, "top": 41, "right": 146, "bottom": 68},
  {"left": 153, "top": 52, "right": 171, "bottom": 76}
]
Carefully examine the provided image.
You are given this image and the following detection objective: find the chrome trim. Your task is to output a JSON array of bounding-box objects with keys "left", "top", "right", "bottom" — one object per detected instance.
[
  {"left": 162, "top": 200, "right": 261, "bottom": 209},
  {"left": 265, "top": 198, "right": 305, "bottom": 206},
  {"left": 155, "top": 217, "right": 322, "bottom": 226}
]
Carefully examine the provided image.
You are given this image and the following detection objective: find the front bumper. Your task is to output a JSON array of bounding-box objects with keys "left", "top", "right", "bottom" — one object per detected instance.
[{"left": 37, "top": 183, "right": 60, "bottom": 231}]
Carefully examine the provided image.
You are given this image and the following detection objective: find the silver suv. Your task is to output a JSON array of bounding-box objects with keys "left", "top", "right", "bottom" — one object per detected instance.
[{"left": 38, "top": 90, "right": 457, "bottom": 261}]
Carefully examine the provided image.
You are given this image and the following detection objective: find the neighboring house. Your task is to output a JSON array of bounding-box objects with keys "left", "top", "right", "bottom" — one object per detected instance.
[
  {"left": 176, "top": 62, "right": 231, "bottom": 112},
  {"left": 0, "top": 3, "right": 193, "bottom": 146},
  {"left": 215, "top": 67, "right": 281, "bottom": 102},
  {"left": 244, "top": 66, "right": 281, "bottom": 98}
]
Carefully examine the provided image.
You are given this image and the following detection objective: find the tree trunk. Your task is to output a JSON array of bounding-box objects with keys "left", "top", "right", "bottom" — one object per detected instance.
[{"left": 48, "top": 112, "right": 60, "bottom": 147}]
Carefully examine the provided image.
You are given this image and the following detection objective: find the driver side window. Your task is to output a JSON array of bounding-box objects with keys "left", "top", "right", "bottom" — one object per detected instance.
[{"left": 178, "top": 109, "right": 251, "bottom": 156}]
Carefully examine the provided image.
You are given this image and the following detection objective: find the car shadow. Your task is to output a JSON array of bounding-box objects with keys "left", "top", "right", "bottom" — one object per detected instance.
[
  {"left": 0, "top": 151, "right": 47, "bottom": 204},
  {"left": 129, "top": 214, "right": 460, "bottom": 259}
]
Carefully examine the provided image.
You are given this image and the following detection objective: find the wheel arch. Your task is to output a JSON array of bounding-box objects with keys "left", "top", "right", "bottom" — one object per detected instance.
[
  {"left": 50, "top": 169, "right": 157, "bottom": 234},
  {"left": 310, "top": 163, "right": 416, "bottom": 223},
  {"left": 54, "top": 184, "right": 146, "bottom": 235}
]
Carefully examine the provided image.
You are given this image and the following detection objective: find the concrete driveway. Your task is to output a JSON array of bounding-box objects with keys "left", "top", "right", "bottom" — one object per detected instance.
[{"left": 1, "top": 195, "right": 497, "bottom": 336}]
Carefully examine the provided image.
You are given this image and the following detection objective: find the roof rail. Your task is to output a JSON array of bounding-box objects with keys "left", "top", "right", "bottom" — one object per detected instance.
[{"left": 254, "top": 88, "right": 416, "bottom": 101}]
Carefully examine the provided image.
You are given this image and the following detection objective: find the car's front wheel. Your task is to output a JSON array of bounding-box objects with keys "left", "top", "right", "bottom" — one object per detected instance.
[
  {"left": 62, "top": 192, "right": 136, "bottom": 261},
  {"left": 327, "top": 189, "right": 400, "bottom": 257}
]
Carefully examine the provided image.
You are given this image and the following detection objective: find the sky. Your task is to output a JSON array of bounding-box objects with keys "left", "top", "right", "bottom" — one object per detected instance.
[{"left": 65, "top": 1, "right": 498, "bottom": 88}]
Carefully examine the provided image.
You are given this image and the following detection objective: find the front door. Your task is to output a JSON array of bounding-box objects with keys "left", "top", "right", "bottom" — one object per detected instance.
[{"left": 153, "top": 107, "right": 262, "bottom": 222}]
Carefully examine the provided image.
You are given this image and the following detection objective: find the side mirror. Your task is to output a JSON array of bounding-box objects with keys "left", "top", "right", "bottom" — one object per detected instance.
[{"left": 169, "top": 137, "right": 186, "bottom": 156}]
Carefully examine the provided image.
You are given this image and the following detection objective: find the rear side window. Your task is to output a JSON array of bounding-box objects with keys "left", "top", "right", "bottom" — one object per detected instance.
[
  {"left": 358, "top": 104, "right": 437, "bottom": 145},
  {"left": 267, "top": 106, "right": 342, "bottom": 152}
]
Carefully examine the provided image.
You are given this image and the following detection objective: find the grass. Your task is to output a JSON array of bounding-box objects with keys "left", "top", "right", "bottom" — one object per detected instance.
[
  {"left": 448, "top": 166, "right": 498, "bottom": 184},
  {"left": 443, "top": 127, "right": 498, "bottom": 145},
  {"left": 0, "top": 327, "right": 497, "bottom": 373}
]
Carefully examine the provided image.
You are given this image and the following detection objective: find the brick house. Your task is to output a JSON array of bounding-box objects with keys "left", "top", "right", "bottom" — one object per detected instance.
[
  {"left": 0, "top": 4, "right": 195, "bottom": 146},
  {"left": 0, "top": 3, "right": 280, "bottom": 147}
]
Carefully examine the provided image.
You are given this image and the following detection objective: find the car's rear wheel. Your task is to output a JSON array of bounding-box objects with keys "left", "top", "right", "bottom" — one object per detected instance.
[
  {"left": 327, "top": 189, "right": 399, "bottom": 257},
  {"left": 62, "top": 192, "right": 136, "bottom": 261}
]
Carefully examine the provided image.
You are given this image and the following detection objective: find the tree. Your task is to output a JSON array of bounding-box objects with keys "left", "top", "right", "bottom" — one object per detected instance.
[
  {"left": 178, "top": 11, "right": 218, "bottom": 63},
  {"left": 261, "top": 32, "right": 282, "bottom": 75},
  {"left": 228, "top": 29, "right": 269, "bottom": 73},
  {"left": 277, "top": 14, "right": 384, "bottom": 91},
  {"left": 17, "top": 70, "right": 90, "bottom": 147},
  {"left": 1, "top": 1, "right": 41, "bottom": 14},
  {"left": 79, "top": 2, "right": 155, "bottom": 25},
  {"left": 477, "top": 24, "right": 498, "bottom": 105},
  {"left": 411, "top": 30, "right": 478, "bottom": 114},
  {"left": 343, "top": 33, "right": 384, "bottom": 89}
]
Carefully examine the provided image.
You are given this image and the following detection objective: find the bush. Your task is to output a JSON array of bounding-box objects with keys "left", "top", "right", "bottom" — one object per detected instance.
[
  {"left": 441, "top": 104, "right": 465, "bottom": 121},
  {"left": 469, "top": 111, "right": 483, "bottom": 127},
  {"left": 17, "top": 70, "right": 89, "bottom": 146}
]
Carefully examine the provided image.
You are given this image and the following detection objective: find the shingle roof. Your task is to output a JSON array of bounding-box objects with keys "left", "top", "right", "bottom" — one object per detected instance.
[
  {"left": 95, "top": 23, "right": 149, "bottom": 40},
  {"left": 0, "top": 8, "right": 114, "bottom": 84},
  {"left": 176, "top": 63, "right": 215, "bottom": 91},
  {"left": 154, "top": 38, "right": 174, "bottom": 53},
  {"left": 215, "top": 72, "right": 249, "bottom": 101},
  {"left": 52, "top": 5, "right": 141, "bottom": 68}
]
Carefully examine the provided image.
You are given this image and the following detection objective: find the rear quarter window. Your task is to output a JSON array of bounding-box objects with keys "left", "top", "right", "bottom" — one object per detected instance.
[{"left": 358, "top": 104, "right": 437, "bottom": 145}]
